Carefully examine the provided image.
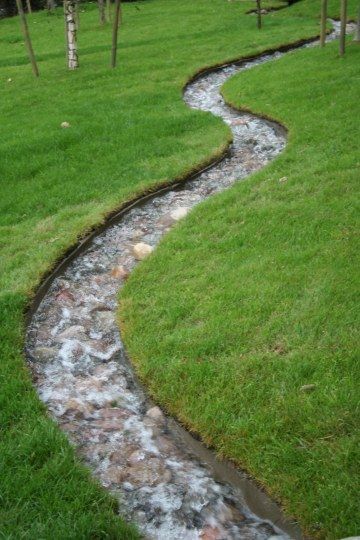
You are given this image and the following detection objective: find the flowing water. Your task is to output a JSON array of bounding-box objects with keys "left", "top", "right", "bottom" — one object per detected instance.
[{"left": 26, "top": 22, "right": 352, "bottom": 540}]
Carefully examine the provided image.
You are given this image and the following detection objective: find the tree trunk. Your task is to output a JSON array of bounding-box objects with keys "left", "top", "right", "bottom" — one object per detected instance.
[
  {"left": 111, "top": 0, "right": 121, "bottom": 67},
  {"left": 26, "top": 0, "right": 32, "bottom": 13},
  {"left": 320, "top": 0, "right": 327, "bottom": 47},
  {"left": 106, "top": 0, "right": 112, "bottom": 22},
  {"left": 339, "top": 0, "right": 347, "bottom": 56},
  {"left": 256, "top": 0, "right": 262, "bottom": 29},
  {"left": 15, "top": 0, "right": 39, "bottom": 76},
  {"left": 98, "top": 0, "right": 106, "bottom": 24},
  {"left": 354, "top": 3, "right": 360, "bottom": 42},
  {"left": 46, "top": 0, "right": 56, "bottom": 12},
  {"left": 64, "top": 0, "right": 79, "bottom": 69}
]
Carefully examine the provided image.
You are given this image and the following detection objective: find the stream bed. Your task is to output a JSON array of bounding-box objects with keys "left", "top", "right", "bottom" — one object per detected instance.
[{"left": 26, "top": 23, "right": 351, "bottom": 540}]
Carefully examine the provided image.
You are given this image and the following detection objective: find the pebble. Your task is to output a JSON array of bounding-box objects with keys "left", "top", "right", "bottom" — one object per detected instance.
[
  {"left": 110, "top": 265, "right": 129, "bottom": 279},
  {"left": 300, "top": 384, "right": 317, "bottom": 393},
  {"left": 133, "top": 242, "right": 153, "bottom": 260}
]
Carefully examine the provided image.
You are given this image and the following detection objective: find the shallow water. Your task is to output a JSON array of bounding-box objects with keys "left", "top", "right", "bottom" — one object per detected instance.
[{"left": 26, "top": 22, "right": 351, "bottom": 540}]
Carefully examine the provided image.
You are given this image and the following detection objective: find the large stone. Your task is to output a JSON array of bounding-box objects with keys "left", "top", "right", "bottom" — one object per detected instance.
[
  {"left": 92, "top": 418, "right": 126, "bottom": 431},
  {"left": 55, "top": 288, "right": 75, "bottom": 304},
  {"left": 133, "top": 242, "right": 153, "bottom": 260},
  {"left": 170, "top": 207, "right": 189, "bottom": 221},
  {"left": 55, "top": 325, "right": 86, "bottom": 341},
  {"left": 123, "top": 458, "right": 171, "bottom": 486},
  {"left": 64, "top": 398, "right": 93, "bottom": 419},
  {"left": 128, "top": 450, "right": 145, "bottom": 465},
  {"left": 146, "top": 406, "right": 165, "bottom": 423},
  {"left": 33, "top": 346, "right": 58, "bottom": 362},
  {"left": 97, "top": 407, "right": 131, "bottom": 421}
]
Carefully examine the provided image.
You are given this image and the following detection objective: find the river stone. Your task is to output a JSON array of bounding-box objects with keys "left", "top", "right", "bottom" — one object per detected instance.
[
  {"left": 55, "top": 325, "right": 86, "bottom": 341},
  {"left": 111, "top": 265, "right": 129, "bottom": 279},
  {"left": 55, "top": 288, "right": 75, "bottom": 304},
  {"left": 133, "top": 242, "right": 153, "bottom": 260},
  {"left": 124, "top": 458, "right": 170, "bottom": 486},
  {"left": 32, "top": 346, "right": 58, "bottom": 362},
  {"left": 146, "top": 406, "right": 165, "bottom": 423},
  {"left": 64, "top": 398, "right": 93, "bottom": 419},
  {"left": 170, "top": 206, "right": 190, "bottom": 220}
]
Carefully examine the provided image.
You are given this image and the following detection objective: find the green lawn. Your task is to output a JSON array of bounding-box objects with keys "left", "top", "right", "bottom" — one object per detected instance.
[
  {"left": 1, "top": 0, "right": 358, "bottom": 537},
  {"left": 121, "top": 18, "right": 360, "bottom": 540}
]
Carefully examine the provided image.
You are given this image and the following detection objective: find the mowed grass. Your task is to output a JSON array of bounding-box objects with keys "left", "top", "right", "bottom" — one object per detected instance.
[
  {"left": 0, "top": 0, "right": 358, "bottom": 537},
  {"left": 121, "top": 15, "right": 360, "bottom": 540}
]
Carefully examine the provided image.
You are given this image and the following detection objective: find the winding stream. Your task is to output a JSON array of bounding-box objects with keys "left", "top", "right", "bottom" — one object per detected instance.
[{"left": 26, "top": 22, "right": 350, "bottom": 540}]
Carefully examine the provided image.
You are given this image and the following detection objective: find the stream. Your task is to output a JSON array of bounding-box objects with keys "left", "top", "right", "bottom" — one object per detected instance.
[{"left": 26, "top": 21, "right": 351, "bottom": 540}]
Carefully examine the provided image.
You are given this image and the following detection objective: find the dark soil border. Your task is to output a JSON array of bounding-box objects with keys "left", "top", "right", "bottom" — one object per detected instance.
[{"left": 25, "top": 33, "right": 322, "bottom": 324}]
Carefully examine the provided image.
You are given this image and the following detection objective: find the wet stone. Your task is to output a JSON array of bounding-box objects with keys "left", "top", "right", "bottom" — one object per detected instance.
[
  {"left": 133, "top": 242, "right": 154, "bottom": 260},
  {"left": 110, "top": 265, "right": 129, "bottom": 280},
  {"left": 170, "top": 206, "right": 190, "bottom": 221}
]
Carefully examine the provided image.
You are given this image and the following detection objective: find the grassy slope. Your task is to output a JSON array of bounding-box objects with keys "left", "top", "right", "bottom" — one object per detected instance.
[
  {"left": 0, "top": 0, "right": 358, "bottom": 537},
  {"left": 121, "top": 10, "right": 360, "bottom": 540}
]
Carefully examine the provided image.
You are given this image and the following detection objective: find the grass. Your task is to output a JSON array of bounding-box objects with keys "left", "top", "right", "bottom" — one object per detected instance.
[
  {"left": 120, "top": 10, "right": 360, "bottom": 540},
  {"left": 0, "top": 0, "right": 358, "bottom": 537}
]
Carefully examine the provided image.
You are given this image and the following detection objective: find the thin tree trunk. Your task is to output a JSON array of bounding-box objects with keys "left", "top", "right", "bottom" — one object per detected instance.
[
  {"left": 64, "top": 0, "right": 78, "bottom": 69},
  {"left": 339, "top": 0, "right": 347, "bottom": 56},
  {"left": 320, "top": 0, "right": 327, "bottom": 47},
  {"left": 256, "top": 0, "right": 262, "bottom": 29},
  {"left": 111, "top": 0, "right": 121, "bottom": 67},
  {"left": 98, "top": 0, "right": 106, "bottom": 24},
  {"left": 106, "top": 0, "right": 112, "bottom": 22},
  {"left": 354, "top": 3, "right": 360, "bottom": 42},
  {"left": 47, "top": 0, "right": 56, "bottom": 12},
  {"left": 15, "top": 0, "right": 39, "bottom": 76},
  {"left": 26, "top": 0, "right": 32, "bottom": 13}
]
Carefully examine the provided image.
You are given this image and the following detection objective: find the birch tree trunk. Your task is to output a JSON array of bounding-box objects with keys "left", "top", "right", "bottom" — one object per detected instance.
[
  {"left": 98, "top": 0, "right": 106, "bottom": 24},
  {"left": 354, "top": 3, "right": 360, "bottom": 42},
  {"left": 339, "top": 0, "right": 347, "bottom": 56},
  {"left": 15, "top": 0, "right": 39, "bottom": 76},
  {"left": 256, "top": 0, "right": 262, "bottom": 29},
  {"left": 26, "top": 0, "right": 32, "bottom": 13},
  {"left": 111, "top": 0, "right": 121, "bottom": 67},
  {"left": 320, "top": 0, "right": 327, "bottom": 47},
  {"left": 64, "top": 0, "right": 78, "bottom": 69}
]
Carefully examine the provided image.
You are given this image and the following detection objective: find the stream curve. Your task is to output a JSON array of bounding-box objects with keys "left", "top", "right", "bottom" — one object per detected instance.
[{"left": 26, "top": 22, "right": 348, "bottom": 540}]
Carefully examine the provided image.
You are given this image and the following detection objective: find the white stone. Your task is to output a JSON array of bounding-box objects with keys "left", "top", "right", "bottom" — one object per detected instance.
[
  {"left": 170, "top": 207, "right": 189, "bottom": 221},
  {"left": 300, "top": 384, "right": 317, "bottom": 393},
  {"left": 61, "top": 121, "right": 71, "bottom": 128},
  {"left": 146, "top": 406, "right": 164, "bottom": 422},
  {"left": 133, "top": 242, "right": 153, "bottom": 260}
]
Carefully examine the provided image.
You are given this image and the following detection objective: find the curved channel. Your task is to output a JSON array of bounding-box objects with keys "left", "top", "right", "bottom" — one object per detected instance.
[{"left": 26, "top": 23, "right": 347, "bottom": 540}]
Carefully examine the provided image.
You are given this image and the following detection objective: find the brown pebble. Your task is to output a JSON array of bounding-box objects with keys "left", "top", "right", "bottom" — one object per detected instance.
[{"left": 111, "top": 265, "right": 129, "bottom": 279}]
